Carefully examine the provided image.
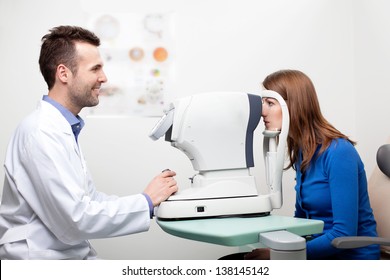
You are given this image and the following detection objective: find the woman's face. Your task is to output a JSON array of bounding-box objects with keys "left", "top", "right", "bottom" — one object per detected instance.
[{"left": 261, "top": 97, "right": 282, "bottom": 131}]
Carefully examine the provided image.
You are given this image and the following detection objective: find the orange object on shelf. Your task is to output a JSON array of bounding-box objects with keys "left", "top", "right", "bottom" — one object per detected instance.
[{"left": 153, "top": 47, "right": 168, "bottom": 62}]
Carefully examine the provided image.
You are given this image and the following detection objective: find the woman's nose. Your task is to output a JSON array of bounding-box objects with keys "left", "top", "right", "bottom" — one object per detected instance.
[{"left": 261, "top": 105, "right": 268, "bottom": 116}]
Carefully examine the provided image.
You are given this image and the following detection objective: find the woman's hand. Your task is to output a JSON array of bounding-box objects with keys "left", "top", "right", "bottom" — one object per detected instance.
[{"left": 244, "top": 248, "right": 271, "bottom": 260}]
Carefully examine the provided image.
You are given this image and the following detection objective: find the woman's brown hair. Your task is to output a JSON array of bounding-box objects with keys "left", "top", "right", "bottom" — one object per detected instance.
[{"left": 262, "top": 69, "right": 356, "bottom": 171}]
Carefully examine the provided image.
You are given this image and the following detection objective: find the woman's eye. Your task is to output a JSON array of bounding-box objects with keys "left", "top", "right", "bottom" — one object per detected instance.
[{"left": 262, "top": 98, "right": 277, "bottom": 108}]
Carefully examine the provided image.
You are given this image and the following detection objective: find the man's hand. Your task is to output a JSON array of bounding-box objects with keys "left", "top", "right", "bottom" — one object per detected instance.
[{"left": 143, "top": 170, "right": 178, "bottom": 206}]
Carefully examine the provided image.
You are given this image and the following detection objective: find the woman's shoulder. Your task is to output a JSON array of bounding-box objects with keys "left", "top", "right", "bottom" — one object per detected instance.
[
  {"left": 329, "top": 138, "right": 353, "bottom": 148},
  {"left": 326, "top": 138, "right": 359, "bottom": 158}
]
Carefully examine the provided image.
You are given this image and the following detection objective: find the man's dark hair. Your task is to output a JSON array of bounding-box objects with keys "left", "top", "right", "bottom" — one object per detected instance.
[{"left": 39, "top": 25, "right": 100, "bottom": 90}]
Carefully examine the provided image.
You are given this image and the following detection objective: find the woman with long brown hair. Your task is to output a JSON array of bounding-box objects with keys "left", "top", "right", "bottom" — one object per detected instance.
[{"left": 247, "top": 69, "right": 379, "bottom": 259}]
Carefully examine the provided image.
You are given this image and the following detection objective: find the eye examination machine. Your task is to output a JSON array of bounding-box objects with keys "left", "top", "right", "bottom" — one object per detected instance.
[
  {"left": 149, "top": 90, "right": 288, "bottom": 220},
  {"left": 150, "top": 91, "right": 324, "bottom": 259}
]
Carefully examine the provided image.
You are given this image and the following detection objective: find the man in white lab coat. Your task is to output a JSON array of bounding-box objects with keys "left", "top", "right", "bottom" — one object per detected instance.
[{"left": 0, "top": 25, "right": 178, "bottom": 259}]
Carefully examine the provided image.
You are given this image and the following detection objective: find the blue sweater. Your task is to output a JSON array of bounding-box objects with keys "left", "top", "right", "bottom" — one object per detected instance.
[{"left": 294, "top": 139, "right": 380, "bottom": 259}]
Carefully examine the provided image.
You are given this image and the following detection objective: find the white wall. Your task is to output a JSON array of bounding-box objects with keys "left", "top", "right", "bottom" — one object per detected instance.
[
  {"left": 354, "top": 0, "right": 390, "bottom": 169},
  {"left": 1, "top": 0, "right": 388, "bottom": 259}
]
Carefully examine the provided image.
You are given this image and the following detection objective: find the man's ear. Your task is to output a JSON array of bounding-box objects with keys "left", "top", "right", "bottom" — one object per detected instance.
[{"left": 57, "top": 64, "right": 70, "bottom": 83}]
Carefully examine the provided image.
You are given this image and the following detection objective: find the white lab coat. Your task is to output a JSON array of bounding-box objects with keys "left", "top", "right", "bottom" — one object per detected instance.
[{"left": 0, "top": 101, "right": 151, "bottom": 259}]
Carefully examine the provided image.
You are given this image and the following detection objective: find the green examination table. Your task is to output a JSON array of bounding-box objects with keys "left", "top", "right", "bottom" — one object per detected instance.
[{"left": 157, "top": 215, "right": 324, "bottom": 259}]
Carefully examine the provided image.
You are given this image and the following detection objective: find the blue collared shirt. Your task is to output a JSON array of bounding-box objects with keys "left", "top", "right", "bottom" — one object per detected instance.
[
  {"left": 42, "top": 95, "right": 84, "bottom": 142},
  {"left": 42, "top": 95, "right": 154, "bottom": 218}
]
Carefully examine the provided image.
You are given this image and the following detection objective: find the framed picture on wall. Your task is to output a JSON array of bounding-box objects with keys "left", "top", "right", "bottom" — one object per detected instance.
[{"left": 85, "top": 12, "right": 176, "bottom": 117}]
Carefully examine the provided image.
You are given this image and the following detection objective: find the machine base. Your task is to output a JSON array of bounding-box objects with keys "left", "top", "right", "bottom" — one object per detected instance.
[
  {"left": 157, "top": 211, "right": 270, "bottom": 221},
  {"left": 155, "top": 195, "right": 273, "bottom": 221}
]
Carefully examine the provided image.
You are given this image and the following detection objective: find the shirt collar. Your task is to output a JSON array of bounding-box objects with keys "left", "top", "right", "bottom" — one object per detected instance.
[{"left": 42, "top": 95, "right": 85, "bottom": 141}]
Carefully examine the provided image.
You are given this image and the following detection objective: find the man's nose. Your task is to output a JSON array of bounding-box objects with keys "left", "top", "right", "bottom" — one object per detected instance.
[{"left": 99, "top": 71, "right": 108, "bottom": 83}]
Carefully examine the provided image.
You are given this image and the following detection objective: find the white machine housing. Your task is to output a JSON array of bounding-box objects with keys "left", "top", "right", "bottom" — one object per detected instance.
[{"left": 149, "top": 91, "right": 289, "bottom": 220}]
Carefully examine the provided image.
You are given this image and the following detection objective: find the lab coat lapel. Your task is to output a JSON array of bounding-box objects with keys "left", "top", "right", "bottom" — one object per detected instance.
[{"left": 39, "top": 100, "right": 81, "bottom": 157}]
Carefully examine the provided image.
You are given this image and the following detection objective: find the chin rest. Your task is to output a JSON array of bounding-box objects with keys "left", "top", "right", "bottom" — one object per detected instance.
[{"left": 332, "top": 143, "right": 390, "bottom": 259}]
